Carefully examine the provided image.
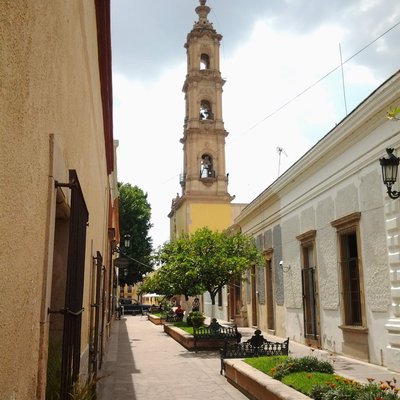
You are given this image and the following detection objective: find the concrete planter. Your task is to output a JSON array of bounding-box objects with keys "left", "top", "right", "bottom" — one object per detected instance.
[
  {"left": 163, "top": 324, "right": 194, "bottom": 350},
  {"left": 223, "top": 359, "right": 311, "bottom": 400},
  {"left": 148, "top": 314, "right": 164, "bottom": 325},
  {"left": 163, "top": 324, "right": 232, "bottom": 351},
  {"left": 164, "top": 324, "right": 311, "bottom": 399}
]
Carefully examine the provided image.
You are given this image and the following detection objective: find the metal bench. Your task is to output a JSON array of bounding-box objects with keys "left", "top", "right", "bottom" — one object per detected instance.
[
  {"left": 220, "top": 330, "right": 289, "bottom": 374},
  {"left": 193, "top": 318, "right": 241, "bottom": 350}
]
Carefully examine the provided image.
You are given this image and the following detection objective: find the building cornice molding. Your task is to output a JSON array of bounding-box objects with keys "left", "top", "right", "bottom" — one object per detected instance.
[{"left": 95, "top": 0, "right": 114, "bottom": 175}]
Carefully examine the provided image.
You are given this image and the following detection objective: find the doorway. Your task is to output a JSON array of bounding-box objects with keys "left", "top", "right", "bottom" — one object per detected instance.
[
  {"left": 298, "top": 232, "right": 321, "bottom": 348},
  {"left": 265, "top": 257, "right": 275, "bottom": 332},
  {"left": 251, "top": 266, "right": 258, "bottom": 327}
]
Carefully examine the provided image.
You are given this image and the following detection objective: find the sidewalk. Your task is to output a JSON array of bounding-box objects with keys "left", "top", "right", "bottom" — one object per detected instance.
[{"left": 97, "top": 316, "right": 400, "bottom": 400}]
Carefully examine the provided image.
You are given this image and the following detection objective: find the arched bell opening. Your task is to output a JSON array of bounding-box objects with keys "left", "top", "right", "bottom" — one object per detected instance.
[
  {"left": 199, "top": 100, "right": 213, "bottom": 120},
  {"left": 200, "top": 154, "right": 215, "bottom": 178},
  {"left": 200, "top": 53, "right": 210, "bottom": 70}
]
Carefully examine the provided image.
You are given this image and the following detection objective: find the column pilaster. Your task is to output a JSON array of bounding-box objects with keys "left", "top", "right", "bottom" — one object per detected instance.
[{"left": 384, "top": 198, "right": 400, "bottom": 371}]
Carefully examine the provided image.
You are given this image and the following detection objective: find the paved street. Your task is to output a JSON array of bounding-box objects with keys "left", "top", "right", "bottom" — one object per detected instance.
[
  {"left": 97, "top": 316, "right": 248, "bottom": 400},
  {"left": 97, "top": 316, "right": 400, "bottom": 400}
]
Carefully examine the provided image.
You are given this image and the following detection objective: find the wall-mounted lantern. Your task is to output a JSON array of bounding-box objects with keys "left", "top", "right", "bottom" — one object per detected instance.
[
  {"left": 123, "top": 233, "right": 131, "bottom": 249},
  {"left": 379, "top": 148, "right": 400, "bottom": 199}
]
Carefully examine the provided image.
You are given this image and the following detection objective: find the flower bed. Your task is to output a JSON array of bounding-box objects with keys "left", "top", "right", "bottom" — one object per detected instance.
[
  {"left": 224, "top": 356, "right": 400, "bottom": 400},
  {"left": 224, "top": 359, "right": 310, "bottom": 400}
]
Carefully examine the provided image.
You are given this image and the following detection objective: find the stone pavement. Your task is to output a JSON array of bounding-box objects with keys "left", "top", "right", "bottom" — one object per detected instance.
[
  {"left": 97, "top": 315, "right": 400, "bottom": 400},
  {"left": 96, "top": 315, "right": 248, "bottom": 400}
]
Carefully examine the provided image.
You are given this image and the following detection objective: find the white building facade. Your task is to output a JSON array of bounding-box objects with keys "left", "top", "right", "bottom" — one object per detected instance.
[{"left": 235, "top": 71, "right": 400, "bottom": 371}]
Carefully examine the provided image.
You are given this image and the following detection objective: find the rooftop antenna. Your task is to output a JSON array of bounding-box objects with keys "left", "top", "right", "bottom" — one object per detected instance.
[
  {"left": 277, "top": 146, "right": 288, "bottom": 177},
  {"left": 339, "top": 43, "right": 348, "bottom": 116}
]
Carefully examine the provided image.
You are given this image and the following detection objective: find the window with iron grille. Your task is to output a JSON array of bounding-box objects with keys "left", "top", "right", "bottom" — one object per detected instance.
[
  {"left": 340, "top": 231, "right": 362, "bottom": 326},
  {"left": 301, "top": 245, "right": 318, "bottom": 338},
  {"left": 265, "top": 257, "right": 275, "bottom": 331},
  {"left": 297, "top": 230, "right": 318, "bottom": 341},
  {"left": 331, "top": 212, "right": 364, "bottom": 328}
]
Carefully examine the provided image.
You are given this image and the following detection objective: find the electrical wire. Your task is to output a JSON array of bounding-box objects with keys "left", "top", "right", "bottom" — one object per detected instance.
[
  {"left": 118, "top": 250, "right": 153, "bottom": 269},
  {"left": 240, "top": 19, "right": 400, "bottom": 135}
]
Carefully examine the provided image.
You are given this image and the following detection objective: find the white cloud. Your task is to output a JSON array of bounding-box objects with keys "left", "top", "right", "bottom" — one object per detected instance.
[
  {"left": 112, "top": 2, "right": 400, "bottom": 248},
  {"left": 113, "top": 66, "right": 185, "bottom": 247}
]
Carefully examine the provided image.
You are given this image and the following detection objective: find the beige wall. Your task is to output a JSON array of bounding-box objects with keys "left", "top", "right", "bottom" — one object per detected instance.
[{"left": 0, "top": 1, "right": 112, "bottom": 398}]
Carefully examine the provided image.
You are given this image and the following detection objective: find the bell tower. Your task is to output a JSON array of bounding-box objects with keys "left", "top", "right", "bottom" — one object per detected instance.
[{"left": 169, "top": 0, "right": 235, "bottom": 239}]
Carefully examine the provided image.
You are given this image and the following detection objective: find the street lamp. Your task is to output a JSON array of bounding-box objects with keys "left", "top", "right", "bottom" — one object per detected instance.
[
  {"left": 379, "top": 148, "right": 400, "bottom": 199},
  {"left": 113, "top": 233, "right": 132, "bottom": 269},
  {"left": 123, "top": 233, "right": 131, "bottom": 249},
  {"left": 113, "top": 233, "right": 131, "bottom": 255}
]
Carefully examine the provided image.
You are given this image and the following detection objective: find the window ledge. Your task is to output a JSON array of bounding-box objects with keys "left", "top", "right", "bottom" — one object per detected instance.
[
  {"left": 200, "top": 177, "right": 216, "bottom": 186},
  {"left": 338, "top": 325, "right": 368, "bottom": 334}
]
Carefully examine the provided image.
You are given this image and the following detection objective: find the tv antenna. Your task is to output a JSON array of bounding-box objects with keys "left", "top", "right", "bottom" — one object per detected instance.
[{"left": 277, "top": 146, "right": 288, "bottom": 177}]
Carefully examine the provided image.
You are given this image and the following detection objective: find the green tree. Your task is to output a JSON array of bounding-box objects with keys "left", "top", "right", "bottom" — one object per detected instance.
[
  {"left": 155, "top": 236, "right": 205, "bottom": 300},
  {"left": 387, "top": 106, "right": 400, "bottom": 120},
  {"left": 139, "top": 270, "right": 175, "bottom": 298},
  {"left": 118, "top": 182, "right": 153, "bottom": 285},
  {"left": 155, "top": 227, "right": 262, "bottom": 309}
]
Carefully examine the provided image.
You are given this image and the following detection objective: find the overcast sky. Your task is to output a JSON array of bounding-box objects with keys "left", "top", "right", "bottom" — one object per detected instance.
[{"left": 111, "top": 0, "right": 400, "bottom": 249}]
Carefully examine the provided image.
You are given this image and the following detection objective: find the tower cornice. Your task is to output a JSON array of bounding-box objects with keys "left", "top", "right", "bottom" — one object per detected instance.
[
  {"left": 180, "top": 127, "right": 228, "bottom": 144},
  {"left": 182, "top": 72, "right": 226, "bottom": 93},
  {"left": 185, "top": 30, "right": 223, "bottom": 46}
]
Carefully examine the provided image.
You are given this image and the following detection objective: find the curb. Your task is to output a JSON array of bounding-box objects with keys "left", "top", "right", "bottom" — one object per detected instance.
[{"left": 224, "top": 359, "right": 311, "bottom": 400}]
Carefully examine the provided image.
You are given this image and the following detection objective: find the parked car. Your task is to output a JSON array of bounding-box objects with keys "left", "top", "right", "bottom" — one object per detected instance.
[{"left": 118, "top": 298, "right": 151, "bottom": 315}]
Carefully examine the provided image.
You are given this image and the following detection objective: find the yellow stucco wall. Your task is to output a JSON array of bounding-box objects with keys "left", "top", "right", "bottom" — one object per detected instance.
[
  {"left": 0, "top": 2, "right": 111, "bottom": 398},
  {"left": 171, "top": 202, "right": 187, "bottom": 239},
  {"left": 187, "top": 202, "right": 232, "bottom": 233},
  {"left": 171, "top": 201, "right": 238, "bottom": 239}
]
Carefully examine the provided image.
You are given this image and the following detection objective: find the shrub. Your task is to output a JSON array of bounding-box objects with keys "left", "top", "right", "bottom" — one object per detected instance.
[
  {"left": 316, "top": 384, "right": 360, "bottom": 399},
  {"left": 244, "top": 355, "right": 288, "bottom": 376},
  {"left": 273, "top": 356, "right": 334, "bottom": 380},
  {"left": 69, "top": 375, "right": 96, "bottom": 400},
  {"left": 309, "top": 383, "right": 334, "bottom": 400},
  {"left": 309, "top": 380, "right": 400, "bottom": 400},
  {"left": 186, "top": 311, "right": 205, "bottom": 327},
  {"left": 246, "top": 353, "right": 400, "bottom": 399},
  {"left": 46, "top": 340, "right": 62, "bottom": 399}
]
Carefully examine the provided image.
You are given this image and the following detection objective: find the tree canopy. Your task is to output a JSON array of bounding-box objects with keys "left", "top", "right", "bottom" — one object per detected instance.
[
  {"left": 118, "top": 182, "right": 153, "bottom": 285},
  {"left": 151, "top": 227, "right": 263, "bottom": 304}
]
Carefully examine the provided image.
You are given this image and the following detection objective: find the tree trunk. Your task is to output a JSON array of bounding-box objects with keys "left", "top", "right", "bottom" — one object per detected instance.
[
  {"left": 209, "top": 291, "right": 216, "bottom": 319},
  {"left": 180, "top": 295, "right": 189, "bottom": 322}
]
